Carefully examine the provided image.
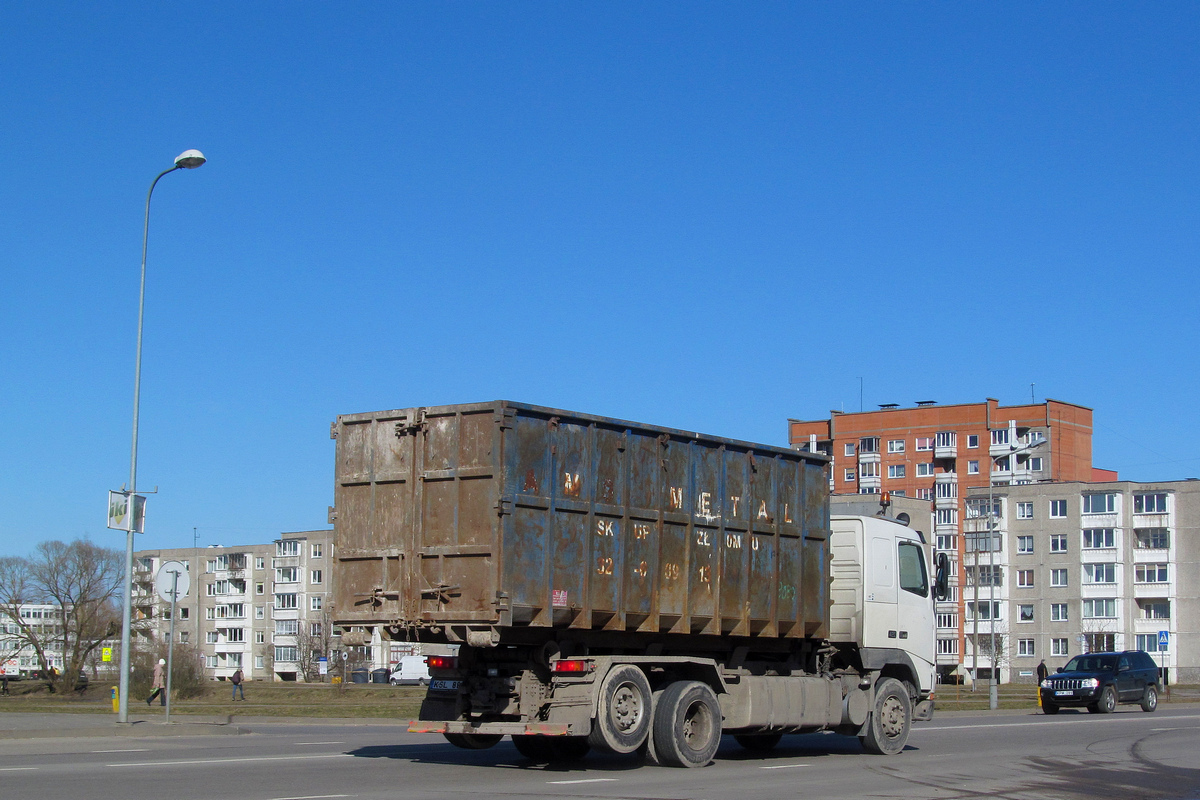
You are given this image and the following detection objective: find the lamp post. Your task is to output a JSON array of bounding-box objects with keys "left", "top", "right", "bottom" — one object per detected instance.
[{"left": 117, "top": 150, "right": 206, "bottom": 724}]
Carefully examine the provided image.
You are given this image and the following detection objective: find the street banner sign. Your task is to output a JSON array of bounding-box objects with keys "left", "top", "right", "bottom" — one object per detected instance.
[{"left": 107, "top": 491, "right": 146, "bottom": 533}]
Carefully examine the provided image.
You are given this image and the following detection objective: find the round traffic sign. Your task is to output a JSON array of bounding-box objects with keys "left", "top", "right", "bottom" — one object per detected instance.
[{"left": 155, "top": 561, "right": 191, "bottom": 602}]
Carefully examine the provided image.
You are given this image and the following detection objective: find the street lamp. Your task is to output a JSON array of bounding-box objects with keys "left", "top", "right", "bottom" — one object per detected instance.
[{"left": 117, "top": 150, "right": 206, "bottom": 724}]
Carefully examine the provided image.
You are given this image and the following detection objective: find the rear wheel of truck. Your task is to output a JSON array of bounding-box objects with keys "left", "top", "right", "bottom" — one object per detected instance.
[
  {"left": 859, "top": 678, "right": 911, "bottom": 756},
  {"left": 444, "top": 733, "right": 503, "bottom": 750},
  {"left": 588, "top": 664, "right": 652, "bottom": 754},
  {"left": 511, "top": 735, "right": 591, "bottom": 762},
  {"left": 652, "top": 680, "right": 722, "bottom": 768},
  {"left": 734, "top": 733, "right": 783, "bottom": 752}
]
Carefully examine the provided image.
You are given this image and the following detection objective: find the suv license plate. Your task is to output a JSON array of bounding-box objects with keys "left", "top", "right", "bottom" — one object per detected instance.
[
  {"left": 429, "top": 679, "right": 462, "bottom": 692},
  {"left": 1055, "top": 690, "right": 1072, "bottom": 696}
]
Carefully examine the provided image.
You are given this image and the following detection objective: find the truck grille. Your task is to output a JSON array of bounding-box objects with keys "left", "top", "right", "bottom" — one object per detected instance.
[{"left": 1049, "top": 679, "right": 1086, "bottom": 690}]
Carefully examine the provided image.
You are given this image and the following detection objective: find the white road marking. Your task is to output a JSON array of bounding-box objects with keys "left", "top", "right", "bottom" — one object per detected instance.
[
  {"left": 0, "top": 767, "right": 38, "bottom": 772},
  {"left": 921, "top": 713, "right": 1200, "bottom": 732},
  {"left": 268, "top": 795, "right": 352, "bottom": 800},
  {"left": 760, "top": 763, "right": 810, "bottom": 769},
  {"left": 109, "top": 753, "right": 352, "bottom": 768},
  {"left": 547, "top": 778, "right": 619, "bottom": 785},
  {"left": 92, "top": 748, "right": 149, "bottom": 753},
  {"left": 293, "top": 741, "right": 345, "bottom": 746}
]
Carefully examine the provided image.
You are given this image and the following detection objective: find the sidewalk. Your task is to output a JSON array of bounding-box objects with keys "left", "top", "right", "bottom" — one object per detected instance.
[{"left": 0, "top": 712, "right": 249, "bottom": 740}]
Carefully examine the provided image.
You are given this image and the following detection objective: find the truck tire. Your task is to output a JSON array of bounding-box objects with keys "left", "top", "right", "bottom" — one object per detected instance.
[
  {"left": 859, "top": 678, "right": 911, "bottom": 755},
  {"left": 652, "top": 680, "right": 722, "bottom": 768},
  {"left": 588, "top": 664, "right": 652, "bottom": 754},
  {"left": 444, "top": 732, "right": 503, "bottom": 750},
  {"left": 512, "top": 735, "right": 591, "bottom": 762},
  {"left": 1140, "top": 685, "right": 1158, "bottom": 712},
  {"left": 734, "top": 733, "right": 782, "bottom": 752},
  {"left": 1090, "top": 686, "right": 1116, "bottom": 714}
]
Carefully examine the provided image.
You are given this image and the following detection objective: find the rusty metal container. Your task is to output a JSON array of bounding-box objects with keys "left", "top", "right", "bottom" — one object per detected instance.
[{"left": 331, "top": 402, "right": 831, "bottom": 643}]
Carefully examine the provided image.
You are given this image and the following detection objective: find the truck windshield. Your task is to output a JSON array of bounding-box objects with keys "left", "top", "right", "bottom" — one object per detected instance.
[
  {"left": 898, "top": 541, "right": 928, "bottom": 597},
  {"left": 1064, "top": 655, "right": 1117, "bottom": 672}
]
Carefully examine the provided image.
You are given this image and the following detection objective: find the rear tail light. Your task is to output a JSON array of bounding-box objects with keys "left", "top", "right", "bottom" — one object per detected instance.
[
  {"left": 426, "top": 656, "right": 458, "bottom": 670},
  {"left": 552, "top": 659, "right": 592, "bottom": 674}
]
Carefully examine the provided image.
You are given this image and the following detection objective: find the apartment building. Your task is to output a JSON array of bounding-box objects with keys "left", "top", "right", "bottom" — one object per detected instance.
[
  {"left": 134, "top": 529, "right": 333, "bottom": 682},
  {"left": 963, "top": 480, "right": 1198, "bottom": 684},
  {"left": 788, "top": 398, "right": 1107, "bottom": 682},
  {"left": 0, "top": 604, "right": 69, "bottom": 677}
]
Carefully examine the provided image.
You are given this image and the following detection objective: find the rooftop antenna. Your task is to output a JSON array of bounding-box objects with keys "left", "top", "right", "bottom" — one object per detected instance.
[{"left": 1031, "top": 383, "right": 1035, "bottom": 404}]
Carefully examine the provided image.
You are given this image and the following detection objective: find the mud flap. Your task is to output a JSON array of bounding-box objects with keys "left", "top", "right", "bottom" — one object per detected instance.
[{"left": 912, "top": 698, "right": 934, "bottom": 722}]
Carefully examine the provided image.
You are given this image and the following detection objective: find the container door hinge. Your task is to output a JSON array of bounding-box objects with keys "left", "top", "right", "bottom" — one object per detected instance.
[
  {"left": 395, "top": 410, "right": 426, "bottom": 438},
  {"left": 496, "top": 498, "right": 513, "bottom": 517}
]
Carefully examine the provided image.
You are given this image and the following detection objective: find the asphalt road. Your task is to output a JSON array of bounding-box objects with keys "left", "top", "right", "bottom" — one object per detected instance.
[{"left": 2, "top": 707, "right": 1198, "bottom": 800}]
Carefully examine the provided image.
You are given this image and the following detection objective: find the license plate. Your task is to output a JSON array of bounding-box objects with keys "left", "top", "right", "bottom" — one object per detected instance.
[
  {"left": 1055, "top": 690, "right": 1072, "bottom": 696},
  {"left": 429, "top": 679, "right": 462, "bottom": 692}
]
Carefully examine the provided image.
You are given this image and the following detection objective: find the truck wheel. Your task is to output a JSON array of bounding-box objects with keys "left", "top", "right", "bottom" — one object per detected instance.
[
  {"left": 1094, "top": 686, "right": 1117, "bottom": 714},
  {"left": 1140, "top": 685, "right": 1158, "bottom": 712},
  {"left": 859, "top": 678, "right": 911, "bottom": 755},
  {"left": 444, "top": 733, "right": 503, "bottom": 750},
  {"left": 734, "top": 733, "right": 782, "bottom": 752},
  {"left": 652, "top": 680, "right": 722, "bottom": 768},
  {"left": 588, "top": 664, "right": 652, "bottom": 754}
]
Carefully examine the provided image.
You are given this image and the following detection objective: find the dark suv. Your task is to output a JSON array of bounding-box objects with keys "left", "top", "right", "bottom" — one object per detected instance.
[{"left": 1039, "top": 650, "right": 1161, "bottom": 714}]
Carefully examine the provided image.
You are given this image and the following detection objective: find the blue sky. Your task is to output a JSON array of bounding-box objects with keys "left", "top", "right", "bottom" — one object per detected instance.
[{"left": 3, "top": 4, "right": 1199, "bottom": 553}]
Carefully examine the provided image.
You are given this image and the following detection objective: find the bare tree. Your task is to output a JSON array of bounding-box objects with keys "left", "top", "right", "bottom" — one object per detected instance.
[
  {"left": 295, "top": 608, "right": 334, "bottom": 682},
  {"left": 0, "top": 540, "right": 122, "bottom": 693}
]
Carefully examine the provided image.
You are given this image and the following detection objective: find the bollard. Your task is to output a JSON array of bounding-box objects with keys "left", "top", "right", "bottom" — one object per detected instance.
[{"left": 111, "top": 686, "right": 119, "bottom": 713}]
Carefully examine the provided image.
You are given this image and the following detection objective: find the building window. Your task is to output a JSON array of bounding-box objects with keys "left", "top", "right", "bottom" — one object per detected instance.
[
  {"left": 859, "top": 461, "right": 879, "bottom": 478},
  {"left": 967, "top": 434, "right": 979, "bottom": 448},
  {"left": 179, "top": 631, "right": 189, "bottom": 643},
  {"left": 1049, "top": 499, "right": 1067, "bottom": 518},
  {"left": 1082, "top": 528, "right": 1115, "bottom": 549},
  {"left": 1050, "top": 534, "right": 1068, "bottom": 553},
  {"left": 916, "top": 462, "right": 934, "bottom": 477},
  {"left": 311, "top": 543, "right": 323, "bottom": 558},
  {"left": 1136, "top": 564, "right": 1168, "bottom": 583},
  {"left": 255, "top": 656, "right": 265, "bottom": 669},
  {"left": 255, "top": 631, "right": 265, "bottom": 644},
  {"left": 311, "top": 570, "right": 322, "bottom": 584},
  {"left": 844, "top": 469, "right": 856, "bottom": 482},
  {"left": 1018, "top": 639, "right": 1035, "bottom": 656},
  {"left": 936, "top": 533, "right": 958, "bottom": 551},
  {"left": 274, "top": 593, "right": 298, "bottom": 610},
  {"left": 993, "top": 456, "right": 1011, "bottom": 472},
  {"left": 936, "top": 613, "right": 959, "bottom": 629},
  {"left": 1051, "top": 602, "right": 1068, "bottom": 621},
  {"left": 965, "top": 531, "right": 1001, "bottom": 553},
  {"left": 256, "top": 582, "right": 264, "bottom": 595},
  {"left": 1051, "top": 569, "right": 1068, "bottom": 587},
  {"left": 276, "top": 619, "right": 299, "bottom": 635},
  {"left": 205, "top": 608, "right": 215, "bottom": 620},
  {"left": 1052, "top": 638, "right": 1069, "bottom": 656},
  {"left": 1140, "top": 600, "right": 1170, "bottom": 619},
  {"left": 206, "top": 655, "right": 218, "bottom": 668},
  {"left": 967, "top": 460, "right": 979, "bottom": 475},
  {"left": 966, "top": 601, "right": 1002, "bottom": 620},
  {"left": 311, "top": 622, "right": 323, "bottom": 637},
  {"left": 888, "top": 464, "right": 906, "bottom": 479},
  {"left": 965, "top": 498, "right": 1002, "bottom": 519},
  {"left": 1017, "top": 502, "right": 1033, "bottom": 520},
  {"left": 1018, "top": 604, "right": 1034, "bottom": 622},
  {"left": 991, "top": 429, "right": 1009, "bottom": 446},
  {"left": 1135, "top": 633, "right": 1166, "bottom": 653},
  {"left": 276, "top": 540, "right": 300, "bottom": 557},
  {"left": 936, "top": 638, "right": 959, "bottom": 655},
  {"left": 936, "top": 508, "right": 957, "bottom": 526},
  {"left": 1083, "top": 563, "right": 1116, "bottom": 584},
  {"left": 935, "top": 431, "right": 956, "bottom": 449},
  {"left": 275, "top": 646, "right": 299, "bottom": 663},
  {"left": 206, "top": 631, "right": 219, "bottom": 644},
  {"left": 255, "top": 605, "right": 265, "bottom": 620},
  {"left": 310, "top": 596, "right": 323, "bottom": 611},
  {"left": 888, "top": 439, "right": 905, "bottom": 454},
  {"left": 859, "top": 437, "right": 879, "bottom": 454},
  {"left": 255, "top": 557, "right": 265, "bottom": 570},
  {"left": 916, "top": 487, "right": 934, "bottom": 500},
  {"left": 1017, "top": 569, "right": 1034, "bottom": 587},
  {"left": 915, "top": 437, "right": 934, "bottom": 451},
  {"left": 226, "top": 627, "right": 245, "bottom": 643},
  {"left": 1134, "top": 493, "right": 1168, "bottom": 514},
  {"left": 935, "top": 481, "right": 956, "bottom": 500},
  {"left": 844, "top": 442, "right": 855, "bottom": 457},
  {"left": 1085, "top": 633, "right": 1116, "bottom": 653},
  {"left": 1082, "top": 493, "right": 1116, "bottom": 514},
  {"left": 1135, "top": 528, "right": 1170, "bottom": 549},
  {"left": 1082, "top": 598, "right": 1117, "bottom": 618},
  {"left": 1017, "top": 535, "right": 1033, "bottom": 554},
  {"left": 1026, "top": 457, "right": 1044, "bottom": 472},
  {"left": 275, "top": 567, "right": 299, "bottom": 583},
  {"left": 965, "top": 565, "right": 1002, "bottom": 586}
]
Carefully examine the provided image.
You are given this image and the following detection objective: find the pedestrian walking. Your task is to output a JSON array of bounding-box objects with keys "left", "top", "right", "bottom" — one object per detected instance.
[
  {"left": 231, "top": 668, "right": 245, "bottom": 701},
  {"left": 146, "top": 658, "right": 166, "bottom": 706},
  {"left": 1, "top": 674, "right": 9, "bottom": 696},
  {"left": 1036, "top": 659, "right": 1048, "bottom": 683}
]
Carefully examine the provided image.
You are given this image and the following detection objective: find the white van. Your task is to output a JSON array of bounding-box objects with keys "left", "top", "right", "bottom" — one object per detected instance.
[{"left": 389, "top": 655, "right": 430, "bottom": 686}]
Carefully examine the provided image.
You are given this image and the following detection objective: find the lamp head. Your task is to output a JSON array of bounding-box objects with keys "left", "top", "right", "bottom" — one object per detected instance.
[{"left": 174, "top": 149, "right": 207, "bottom": 169}]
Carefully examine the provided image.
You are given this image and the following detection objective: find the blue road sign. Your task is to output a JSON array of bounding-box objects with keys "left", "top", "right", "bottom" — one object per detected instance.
[{"left": 1159, "top": 630, "right": 1170, "bottom": 650}]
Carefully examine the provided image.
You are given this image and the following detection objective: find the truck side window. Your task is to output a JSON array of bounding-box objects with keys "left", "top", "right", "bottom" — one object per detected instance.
[{"left": 898, "top": 542, "right": 928, "bottom": 598}]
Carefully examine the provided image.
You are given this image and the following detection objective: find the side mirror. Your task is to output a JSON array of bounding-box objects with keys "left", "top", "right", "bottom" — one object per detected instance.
[
  {"left": 933, "top": 552, "right": 950, "bottom": 601},
  {"left": 1056, "top": 667, "right": 1064, "bottom": 673}
]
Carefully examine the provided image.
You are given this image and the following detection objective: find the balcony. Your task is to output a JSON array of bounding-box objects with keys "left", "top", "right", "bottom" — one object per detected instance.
[{"left": 857, "top": 452, "right": 881, "bottom": 465}]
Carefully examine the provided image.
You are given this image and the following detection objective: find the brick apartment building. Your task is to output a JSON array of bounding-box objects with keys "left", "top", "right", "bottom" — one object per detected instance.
[{"left": 788, "top": 398, "right": 1115, "bottom": 683}]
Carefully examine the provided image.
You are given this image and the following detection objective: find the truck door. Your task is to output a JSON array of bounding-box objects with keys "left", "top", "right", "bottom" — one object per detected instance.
[
  {"left": 896, "top": 540, "right": 935, "bottom": 676},
  {"left": 863, "top": 535, "right": 898, "bottom": 647}
]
